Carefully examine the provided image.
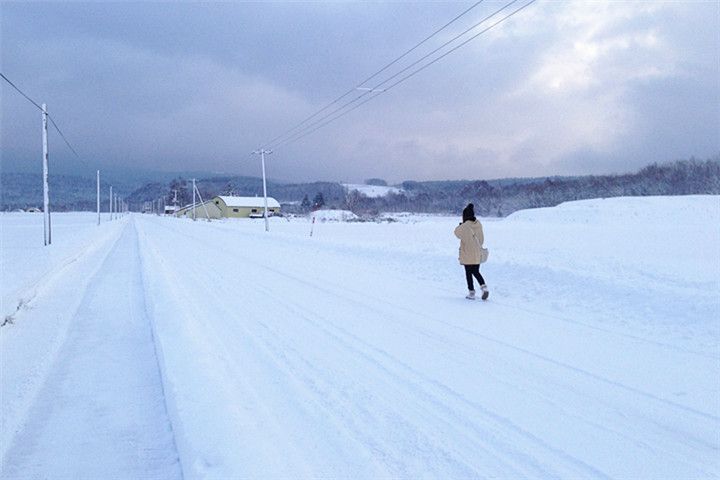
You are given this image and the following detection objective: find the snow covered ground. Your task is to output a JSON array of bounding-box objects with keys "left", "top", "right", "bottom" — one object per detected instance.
[
  {"left": 1, "top": 196, "right": 718, "bottom": 479},
  {"left": 343, "top": 183, "right": 403, "bottom": 198}
]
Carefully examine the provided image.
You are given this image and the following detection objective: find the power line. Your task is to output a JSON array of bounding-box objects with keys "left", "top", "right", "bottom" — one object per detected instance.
[
  {"left": 363, "top": 0, "right": 523, "bottom": 98},
  {"left": 0, "top": 72, "right": 44, "bottom": 112},
  {"left": 267, "top": 0, "right": 517, "bottom": 150},
  {"left": 273, "top": 0, "right": 536, "bottom": 151},
  {"left": 260, "top": 1, "right": 485, "bottom": 149},
  {"left": 356, "top": 1, "right": 487, "bottom": 90},
  {"left": 269, "top": 0, "right": 526, "bottom": 150},
  {"left": 1, "top": 71, "right": 91, "bottom": 169},
  {"left": 382, "top": 0, "right": 537, "bottom": 95},
  {"left": 48, "top": 115, "right": 84, "bottom": 164},
  {"left": 268, "top": 90, "right": 372, "bottom": 151}
]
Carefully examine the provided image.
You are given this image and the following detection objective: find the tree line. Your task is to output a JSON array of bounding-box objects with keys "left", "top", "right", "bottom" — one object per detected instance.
[{"left": 3, "top": 156, "right": 718, "bottom": 215}]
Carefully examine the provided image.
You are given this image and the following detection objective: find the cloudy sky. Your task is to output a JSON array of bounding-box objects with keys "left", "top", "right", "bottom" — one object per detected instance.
[{"left": 2, "top": 1, "right": 718, "bottom": 183}]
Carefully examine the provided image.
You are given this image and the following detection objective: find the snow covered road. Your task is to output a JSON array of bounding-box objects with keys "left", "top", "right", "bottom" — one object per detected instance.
[
  {"left": 2, "top": 197, "right": 718, "bottom": 479},
  {"left": 1, "top": 221, "right": 182, "bottom": 479}
]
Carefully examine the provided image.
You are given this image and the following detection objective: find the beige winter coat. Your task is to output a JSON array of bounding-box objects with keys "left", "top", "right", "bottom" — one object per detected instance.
[{"left": 454, "top": 220, "right": 485, "bottom": 265}]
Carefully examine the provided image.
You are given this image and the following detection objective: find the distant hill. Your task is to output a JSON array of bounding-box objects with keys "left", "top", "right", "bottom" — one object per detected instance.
[
  {"left": 360, "top": 157, "right": 720, "bottom": 217},
  {"left": 2, "top": 156, "right": 718, "bottom": 216},
  {"left": 0, "top": 173, "right": 107, "bottom": 212},
  {"left": 0, "top": 169, "right": 231, "bottom": 211}
]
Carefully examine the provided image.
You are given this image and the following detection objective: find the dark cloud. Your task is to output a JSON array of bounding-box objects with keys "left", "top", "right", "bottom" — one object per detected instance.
[{"left": 2, "top": 1, "right": 718, "bottom": 182}]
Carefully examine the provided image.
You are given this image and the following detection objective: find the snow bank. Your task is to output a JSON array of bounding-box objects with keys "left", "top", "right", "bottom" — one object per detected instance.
[
  {"left": 0, "top": 213, "right": 122, "bottom": 318},
  {"left": 506, "top": 195, "right": 720, "bottom": 225},
  {"left": 310, "top": 209, "right": 358, "bottom": 222},
  {"left": 499, "top": 195, "right": 720, "bottom": 288}
]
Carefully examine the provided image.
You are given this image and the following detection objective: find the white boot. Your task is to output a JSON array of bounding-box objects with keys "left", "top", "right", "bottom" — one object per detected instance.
[
  {"left": 465, "top": 290, "right": 476, "bottom": 300},
  {"left": 480, "top": 284, "right": 489, "bottom": 300}
]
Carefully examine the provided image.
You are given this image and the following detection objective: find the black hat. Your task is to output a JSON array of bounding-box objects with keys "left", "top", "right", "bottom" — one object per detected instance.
[{"left": 462, "top": 203, "right": 476, "bottom": 222}]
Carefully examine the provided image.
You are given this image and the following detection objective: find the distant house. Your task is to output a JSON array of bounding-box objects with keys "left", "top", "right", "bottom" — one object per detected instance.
[
  {"left": 175, "top": 200, "right": 223, "bottom": 220},
  {"left": 164, "top": 205, "right": 178, "bottom": 215},
  {"left": 26, "top": 207, "right": 42, "bottom": 213},
  {"left": 212, "top": 196, "right": 281, "bottom": 218}
]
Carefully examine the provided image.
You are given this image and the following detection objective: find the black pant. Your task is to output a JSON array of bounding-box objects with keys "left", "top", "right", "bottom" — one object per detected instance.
[{"left": 464, "top": 264, "right": 485, "bottom": 291}]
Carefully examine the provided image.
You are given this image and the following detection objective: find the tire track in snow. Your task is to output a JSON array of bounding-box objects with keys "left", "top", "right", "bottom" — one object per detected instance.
[
  {"left": 144, "top": 220, "right": 611, "bottom": 478},
  {"left": 240, "top": 247, "right": 720, "bottom": 469},
  {"left": 247, "top": 248, "right": 720, "bottom": 423},
  {"left": 138, "top": 218, "right": 534, "bottom": 476},
  {"left": 171, "top": 218, "right": 717, "bottom": 424},
  {"left": 137, "top": 219, "right": 366, "bottom": 478},
  {"left": 246, "top": 300, "right": 584, "bottom": 479},
  {"left": 144, "top": 217, "right": 719, "bottom": 477},
  {"left": 247, "top": 290, "right": 717, "bottom": 478},
  {"left": 147, "top": 233, "right": 530, "bottom": 478},
  {"left": 194, "top": 217, "right": 718, "bottom": 360}
]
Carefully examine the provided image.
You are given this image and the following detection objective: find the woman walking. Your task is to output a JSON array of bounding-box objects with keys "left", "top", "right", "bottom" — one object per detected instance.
[{"left": 454, "top": 203, "right": 489, "bottom": 300}]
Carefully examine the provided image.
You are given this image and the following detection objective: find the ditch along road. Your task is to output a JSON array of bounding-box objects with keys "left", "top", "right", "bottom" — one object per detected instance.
[{"left": 2, "top": 214, "right": 718, "bottom": 479}]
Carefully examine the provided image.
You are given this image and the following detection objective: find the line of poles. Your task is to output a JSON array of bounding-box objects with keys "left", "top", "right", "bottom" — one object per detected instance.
[
  {"left": 107, "top": 182, "right": 128, "bottom": 221},
  {"left": 1, "top": 72, "right": 134, "bottom": 245}
]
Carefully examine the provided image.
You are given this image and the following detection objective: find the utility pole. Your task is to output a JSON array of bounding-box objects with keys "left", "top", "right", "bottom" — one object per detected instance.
[
  {"left": 109, "top": 186, "right": 113, "bottom": 220},
  {"left": 192, "top": 178, "right": 196, "bottom": 221},
  {"left": 252, "top": 148, "right": 272, "bottom": 232},
  {"left": 96, "top": 170, "right": 100, "bottom": 225},
  {"left": 41, "top": 104, "right": 51, "bottom": 245},
  {"left": 194, "top": 182, "right": 212, "bottom": 221}
]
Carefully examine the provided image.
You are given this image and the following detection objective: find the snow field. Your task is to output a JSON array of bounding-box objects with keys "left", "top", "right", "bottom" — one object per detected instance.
[
  {"left": 134, "top": 195, "right": 718, "bottom": 478},
  {"left": 1, "top": 196, "right": 718, "bottom": 479}
]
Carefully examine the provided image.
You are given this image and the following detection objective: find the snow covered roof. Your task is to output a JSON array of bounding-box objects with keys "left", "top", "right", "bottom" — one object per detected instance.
[{"left": 216, "top": 196, "right": 281, "bottom": 208}]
